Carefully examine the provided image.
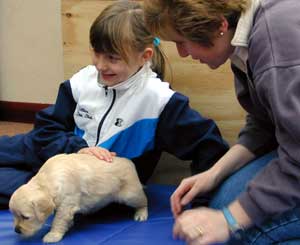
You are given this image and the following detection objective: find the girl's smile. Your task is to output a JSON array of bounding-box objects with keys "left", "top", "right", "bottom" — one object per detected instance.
[{"left": 90, "top": 49, "right": 147, "bottom": 87}]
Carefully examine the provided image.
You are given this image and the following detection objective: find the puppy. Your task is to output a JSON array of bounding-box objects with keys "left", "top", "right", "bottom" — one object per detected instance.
[{"left": 9, "top": 153, "right": 148, "bottom": 243}]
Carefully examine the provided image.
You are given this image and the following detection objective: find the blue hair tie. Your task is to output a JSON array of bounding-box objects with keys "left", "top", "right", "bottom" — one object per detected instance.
[{"left": 153, "top": 37, "right": 160, "bottom": 47}]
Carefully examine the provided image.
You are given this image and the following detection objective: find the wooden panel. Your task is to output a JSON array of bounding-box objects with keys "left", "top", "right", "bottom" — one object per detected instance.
[
  {"left": 62, "top": 0, "right": 246, "bottom": 146},
  {"left": 0, "top": 101, "right": 51, "bottom": 123}
]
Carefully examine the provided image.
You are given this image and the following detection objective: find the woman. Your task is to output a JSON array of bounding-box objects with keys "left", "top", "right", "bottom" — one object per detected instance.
[{"left": 144, "top": 0, "right": 300, "bottom": 244}]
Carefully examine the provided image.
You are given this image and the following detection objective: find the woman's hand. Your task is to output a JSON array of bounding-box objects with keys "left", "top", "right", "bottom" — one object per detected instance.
[
  {"left": 78, "top": 146, "right": 116, "bottom": 162},
  {"left": 173, "top": 207, "right": 230, "bottom": 245},
  {"left": 171, "top": 144, "right": 256, "bottom": 217},
  {"left": 170, "top": 169, "right": 218, "bottom": 217}
]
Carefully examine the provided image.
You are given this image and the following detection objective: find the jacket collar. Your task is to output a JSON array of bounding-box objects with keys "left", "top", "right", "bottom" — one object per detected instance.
[
  {"left": 97, "top": 61, "right": 156, "bottom": 91},
  {"left": 231, "top": 0, "right": 261, "bottom": 48},
  {"left": 230, "top": 0, "right": 261, "bottom": 72}
]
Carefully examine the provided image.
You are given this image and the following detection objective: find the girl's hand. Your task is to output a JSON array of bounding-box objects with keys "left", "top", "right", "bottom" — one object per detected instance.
[
  {"left": 78, "top": 146, "right": 116, "bottom": 162},
  {"left": 170, "top": 169, "right": 218, "bottom": 217},
  {"left": 173, "top": 207, "right": 230, "bottom": 245}
]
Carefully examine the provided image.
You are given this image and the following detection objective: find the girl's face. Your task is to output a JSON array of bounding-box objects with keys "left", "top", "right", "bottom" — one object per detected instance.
[
  {"left": 91, "top": 49, "right": 149, "bottom": 86},
  {"left": 165, "top": 27, "right": 234, "bottom": 69}
]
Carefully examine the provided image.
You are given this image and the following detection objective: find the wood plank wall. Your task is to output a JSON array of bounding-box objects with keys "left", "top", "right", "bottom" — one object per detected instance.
[{"left": 62, "top": 0, "right": 246, "bottom": 146}]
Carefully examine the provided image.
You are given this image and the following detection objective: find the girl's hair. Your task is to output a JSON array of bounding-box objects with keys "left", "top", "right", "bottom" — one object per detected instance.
[
  {"left": 144, "top": 0, "right": 249, "bottom": 47},
  {"left": 90, "top": 0, "right": 165, "bottom": 79}
]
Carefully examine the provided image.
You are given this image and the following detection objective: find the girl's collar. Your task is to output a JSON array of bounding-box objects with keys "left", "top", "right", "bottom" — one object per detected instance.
[{"left": 97, "top": 61, "right": 154, "bottom": 90}]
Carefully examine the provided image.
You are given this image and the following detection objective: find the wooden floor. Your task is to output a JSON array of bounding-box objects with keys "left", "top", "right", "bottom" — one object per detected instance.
[{"left": 0, "top": 121, "right": 33, "bottom": 136}]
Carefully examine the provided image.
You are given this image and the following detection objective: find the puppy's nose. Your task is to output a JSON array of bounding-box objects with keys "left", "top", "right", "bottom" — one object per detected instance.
[{"left": 15, "top": 226, "right": 21, "bottom": 234}]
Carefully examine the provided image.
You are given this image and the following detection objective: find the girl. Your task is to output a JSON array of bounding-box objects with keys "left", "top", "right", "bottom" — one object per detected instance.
[{"left": 0, "top": 1, "right": 228, "bottom": 208}]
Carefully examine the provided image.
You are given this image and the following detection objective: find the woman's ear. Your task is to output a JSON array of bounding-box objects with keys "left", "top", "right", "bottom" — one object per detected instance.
[
  {"left": 142, "top": 47, "right": 154, "bottom": 62},
  {"left": 219, "top": 16, "right": 229, "bottom": 34}
]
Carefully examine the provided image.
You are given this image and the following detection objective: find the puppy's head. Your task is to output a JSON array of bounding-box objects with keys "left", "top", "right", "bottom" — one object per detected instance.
[{"left": 9, "top": 183, "right": 55, "bottom": 237}]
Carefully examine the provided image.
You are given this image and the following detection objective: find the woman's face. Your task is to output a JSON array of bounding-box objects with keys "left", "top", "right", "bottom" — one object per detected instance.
[{"left": 166, "top": 29, "right": 235, "bottom": 69}]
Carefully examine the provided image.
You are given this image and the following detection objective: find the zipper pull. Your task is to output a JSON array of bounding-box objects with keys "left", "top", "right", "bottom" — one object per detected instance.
[{"left": 104, "top": 85, "right": 108, "bottom": 96}]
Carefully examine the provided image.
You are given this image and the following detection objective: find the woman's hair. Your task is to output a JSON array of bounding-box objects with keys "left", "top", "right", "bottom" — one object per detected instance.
[
  {"left": 90, "top": 0, "right": 165, "bottom": 79},
  {"left": 144, "top": 0, "right": 249, "bottom": 47}
]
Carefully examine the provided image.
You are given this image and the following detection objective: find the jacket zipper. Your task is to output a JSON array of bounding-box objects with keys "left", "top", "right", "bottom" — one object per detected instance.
[{"left": 95, "top": 88, "right": 116, "bottom": 145}]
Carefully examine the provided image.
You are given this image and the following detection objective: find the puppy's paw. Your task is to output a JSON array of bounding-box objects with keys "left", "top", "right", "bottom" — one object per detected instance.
[
  {"left": 43, "top": 231, "right": 64, "bottom": 243},
  {"left": 134, "top": 206, "right": 148, "bottom": 221}
]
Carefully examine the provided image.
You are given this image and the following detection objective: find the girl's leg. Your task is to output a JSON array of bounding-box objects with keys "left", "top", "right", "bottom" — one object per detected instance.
[
  {"left": 209, "top": 151, "right": 300, "bottom": 244},
  {"left": 0, "top": 134, "right": 36, "bottom": 207},
  {"left": 0, "top": 167, "right": 34, "bottom": 208},
  {"left": 0, "top": 134, "right": 31, "bottom": 167}
]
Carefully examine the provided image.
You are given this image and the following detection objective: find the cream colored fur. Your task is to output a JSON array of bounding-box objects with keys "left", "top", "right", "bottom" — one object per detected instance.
[{"left": 9, "top": 153, "right": 148, "bottom": 243}]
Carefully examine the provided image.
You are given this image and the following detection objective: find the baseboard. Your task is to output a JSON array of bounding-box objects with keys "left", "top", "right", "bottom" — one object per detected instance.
[{"left": 0, "top": 101, "right": 51, "bottom": 123}]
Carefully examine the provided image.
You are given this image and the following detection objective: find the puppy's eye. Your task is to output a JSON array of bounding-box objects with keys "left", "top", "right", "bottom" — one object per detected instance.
[{"left": 21, "top": 214, "right": 30, "bottom": 220}]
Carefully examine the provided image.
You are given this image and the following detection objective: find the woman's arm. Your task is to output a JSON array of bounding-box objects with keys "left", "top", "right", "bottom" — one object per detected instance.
[
  {"left": 171, "top": 144, "right": 255, "bottom": 216},
  {"left": 210, "top": 144, "right": 255, "bottom": 185}
]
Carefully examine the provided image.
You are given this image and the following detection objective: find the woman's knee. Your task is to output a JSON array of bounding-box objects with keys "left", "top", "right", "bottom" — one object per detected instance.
[{"left": 241, "top": 208, "right": 300, "bottom": 244}]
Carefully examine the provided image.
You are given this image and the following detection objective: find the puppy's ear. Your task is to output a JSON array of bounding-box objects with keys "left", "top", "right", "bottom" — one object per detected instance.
[{"left": 32, "top": 191, "right": 55, "bottom": 222}]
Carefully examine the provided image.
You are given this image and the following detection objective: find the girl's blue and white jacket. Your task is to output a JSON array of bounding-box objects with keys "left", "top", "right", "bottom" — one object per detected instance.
[{"left": 11, "top": 63, "right": 228, "bottom": 183}]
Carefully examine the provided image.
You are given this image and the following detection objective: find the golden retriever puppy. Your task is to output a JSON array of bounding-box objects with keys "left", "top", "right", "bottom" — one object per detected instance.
[{"left": 9, "top": 153, "right": 148, "bottom": 243}]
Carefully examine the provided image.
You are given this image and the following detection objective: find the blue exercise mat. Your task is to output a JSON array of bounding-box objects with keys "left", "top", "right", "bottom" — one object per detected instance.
[{"left": 0, "top": 184, "right": 184, "bottom": 245}]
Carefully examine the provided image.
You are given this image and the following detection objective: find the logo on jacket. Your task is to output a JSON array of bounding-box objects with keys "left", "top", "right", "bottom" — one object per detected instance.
[
  {"left": 76, "top": 107, "right": 93, "bottom": 120},
  {"left": 115, "top": 118, "right": 124, "bottom": 127}
]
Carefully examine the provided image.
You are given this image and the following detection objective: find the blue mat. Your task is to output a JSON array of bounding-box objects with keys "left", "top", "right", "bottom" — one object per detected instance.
[{"left": 0, "top": 184, "right": 184, "bottom": 245}]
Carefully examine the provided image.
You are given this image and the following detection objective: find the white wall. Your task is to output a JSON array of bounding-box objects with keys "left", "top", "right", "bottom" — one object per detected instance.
[{"left": 0, "top": 0, "right": 63, "bottom": 103}]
